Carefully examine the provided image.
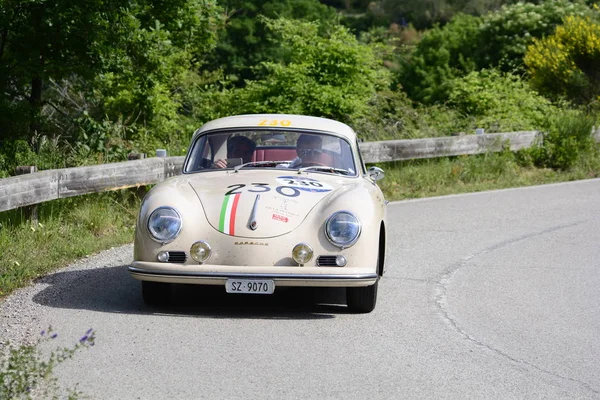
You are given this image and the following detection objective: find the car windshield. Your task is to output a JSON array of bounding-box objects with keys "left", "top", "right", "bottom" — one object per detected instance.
[{"left": 184, "top": 129, "right": 358, "bottom": 176}]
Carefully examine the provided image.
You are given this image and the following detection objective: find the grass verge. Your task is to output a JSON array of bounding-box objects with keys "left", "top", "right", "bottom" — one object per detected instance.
[
  {"left": 375, "top": 146, "right": 600, "bottom": 200},
  {"left": 0, "top": 191, "right": 140, "bottom": 298},
  {"left": 0, "top": 144, "right": 599, "bottom": 299}
]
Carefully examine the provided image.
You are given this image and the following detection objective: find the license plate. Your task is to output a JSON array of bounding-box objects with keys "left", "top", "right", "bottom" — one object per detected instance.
[{"left": 225, "top": 279, "right": 275, "bottom": 295}]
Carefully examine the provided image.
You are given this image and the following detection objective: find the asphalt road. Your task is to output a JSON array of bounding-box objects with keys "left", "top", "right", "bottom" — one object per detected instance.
[{"left": 1, "top": 179, "right": 599, "bottom": 399}]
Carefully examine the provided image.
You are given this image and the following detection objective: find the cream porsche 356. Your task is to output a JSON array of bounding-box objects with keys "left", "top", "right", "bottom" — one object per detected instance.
[{"left": 129, "top": 114, "right": 387, "bottom": 313}]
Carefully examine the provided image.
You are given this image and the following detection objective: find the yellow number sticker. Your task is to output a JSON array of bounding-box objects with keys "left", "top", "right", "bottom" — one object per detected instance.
[{"left": 258, "top": 119, "right": 292, "bottom": 127}]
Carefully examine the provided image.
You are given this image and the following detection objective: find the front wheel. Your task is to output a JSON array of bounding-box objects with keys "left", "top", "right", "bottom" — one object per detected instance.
[
  {"left": 141, "top": 281, "right": 171, "bottom": 306},
  {"left": 346, "top": 280, "right": 378, "bottom": 313}
]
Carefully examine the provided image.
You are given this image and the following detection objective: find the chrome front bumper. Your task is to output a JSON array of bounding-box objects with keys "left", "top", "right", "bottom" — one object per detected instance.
[{"left": 128, "top": 262, "right": 378, "bottom": 287}]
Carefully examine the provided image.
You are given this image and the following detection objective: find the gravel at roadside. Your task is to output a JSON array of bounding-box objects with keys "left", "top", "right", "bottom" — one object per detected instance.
[{"left": 0, "top": 244, "right": 133, "bottom": 347}]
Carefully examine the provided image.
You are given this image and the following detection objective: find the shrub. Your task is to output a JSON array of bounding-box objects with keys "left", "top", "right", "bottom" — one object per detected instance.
[
  {"left": 530, "top": 110, "right": 598, "bottom": 170},
  {"left": 351, "top": 89, "right": 469, "bottom": 140},
  {"left": 397, "top": 0, "right": 592, "bottom": 104},
  {"left": 477, "top": 0, "right": 592, "bottom": 73},
  {"left": 525, "top": 15, "right": 600, "bottom": 105},
  {"left": 447, "top": 69, "right": 556, "bottom": 132},
  {"left": 0, "top": 327, "right": 95, "bottom": 399}
]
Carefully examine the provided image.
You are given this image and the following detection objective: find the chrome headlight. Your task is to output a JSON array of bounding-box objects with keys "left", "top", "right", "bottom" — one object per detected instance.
[
  {"left": 147, "top": 207, "right": 182, "bottom": 243},
  {"left": 325, "top": 211, "right": 361, "bottom": 248}
]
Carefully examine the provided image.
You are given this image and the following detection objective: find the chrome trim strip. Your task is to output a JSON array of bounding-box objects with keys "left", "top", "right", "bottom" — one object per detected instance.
[
  {"left": 128, "top": 266, "right": 377, "bottom": 281},
  {"left": 247, "top": 194, "right": 260, "bottom": 230}
]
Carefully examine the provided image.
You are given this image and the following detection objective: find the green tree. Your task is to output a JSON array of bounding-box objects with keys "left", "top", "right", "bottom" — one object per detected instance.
[
  {"left": 397, "top": 13, "right": 480, "bottom": 104},
  {"left": 211, "top": 0, "right": 337, "bottom": 83},
  {"left": 201, "top": 17, "right": 391, "bottom": 126},
  {"left": 0, "top": 0, "right": 111, "bottom": 140},
  {"left": 379, "top": 0, "right": 515, "bottom": 30},
  {"left": 0, "top": 0, "right": 223, "bottom": 158}
]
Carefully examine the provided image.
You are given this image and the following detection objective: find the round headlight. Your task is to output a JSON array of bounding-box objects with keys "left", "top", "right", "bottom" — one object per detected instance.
[
  {"left": 325, "top": 211, "right": 361, "bottom": 248},
  {"left": 190, "top": 241, "right": 212, "bottom": 263},
  {"left": 147, "top": 207, "right": 182, "bottom": 243},
  {"left": 292, "top": 243, "right": 313, "bottom": 265}
]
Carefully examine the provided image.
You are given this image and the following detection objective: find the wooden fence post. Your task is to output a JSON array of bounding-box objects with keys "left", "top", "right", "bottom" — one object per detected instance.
[{"left": 15, "top": 166, "right": 39, "bottom": 226}]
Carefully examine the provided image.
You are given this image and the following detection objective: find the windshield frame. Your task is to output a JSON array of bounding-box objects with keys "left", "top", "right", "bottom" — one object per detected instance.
[{"left": 182, "top": 127, "right": 360, "bottom": 177}]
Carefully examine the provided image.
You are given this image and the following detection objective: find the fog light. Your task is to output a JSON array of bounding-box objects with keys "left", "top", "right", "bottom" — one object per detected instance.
[
  {"left": 190, "top": 241, "right": 211, "bottom": 263},
  {"left": 335, "top": 255, "right": 347, "bottom": 267},
  {"left": 292, "top": 243, "right": 313, "bottom": 265},
  {"left": 157, "top": 251, "right": 169, "bottom": 262}
]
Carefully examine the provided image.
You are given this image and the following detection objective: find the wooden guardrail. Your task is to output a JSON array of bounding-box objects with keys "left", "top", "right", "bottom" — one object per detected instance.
[
  {"left": 359, "top": 130, "right": 539, "bottom": 162},
  {"left": 0, "top": 157, "right": 184, "bottom": 213},
  {"left": 1, "top": 130, "right": 599, "bottom": 213}
]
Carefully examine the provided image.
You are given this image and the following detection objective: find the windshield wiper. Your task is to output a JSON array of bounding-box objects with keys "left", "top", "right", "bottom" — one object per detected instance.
[
  {"left": 233, "top": 161, "right": 280, "bottom": 172},
  {"left": 298, "top": 166, "right": 352, "bottom": 175}
]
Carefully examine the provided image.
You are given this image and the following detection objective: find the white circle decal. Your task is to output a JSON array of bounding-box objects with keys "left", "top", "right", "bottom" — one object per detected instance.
[{"left": 276, "top": 176, "right": 333, "bottom": 193}]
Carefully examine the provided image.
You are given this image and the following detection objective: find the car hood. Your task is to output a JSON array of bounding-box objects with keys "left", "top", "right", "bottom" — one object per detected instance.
[{"left": 187, "top": 170, "right": 353, "bottom": 238}]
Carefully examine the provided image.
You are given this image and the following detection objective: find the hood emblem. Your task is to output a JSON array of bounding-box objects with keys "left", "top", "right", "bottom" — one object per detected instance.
[{"left": 248, "top": 194, "right": 260, "bottom": 230}]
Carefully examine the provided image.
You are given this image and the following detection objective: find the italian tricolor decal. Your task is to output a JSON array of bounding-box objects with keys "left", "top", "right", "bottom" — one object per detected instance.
[{"left": 219, "top": 193, "right": 241, "bottom": 235}]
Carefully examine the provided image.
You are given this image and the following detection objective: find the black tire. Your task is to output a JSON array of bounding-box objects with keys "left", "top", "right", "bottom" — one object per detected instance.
[
  {"left": 346, "top": 280, "right": 378, "bottom": 314},
  {"left": 141, "top": 281, "right": 171, "bottom": 306}
]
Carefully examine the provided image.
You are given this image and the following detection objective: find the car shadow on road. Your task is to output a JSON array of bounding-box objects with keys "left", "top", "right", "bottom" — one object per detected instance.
[{"left": 32, "top": 265, "right": 349, "bottom": 320}]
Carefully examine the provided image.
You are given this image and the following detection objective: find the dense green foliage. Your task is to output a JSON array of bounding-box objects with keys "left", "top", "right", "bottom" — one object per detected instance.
[
  {"left": 447, "top": 69, "right": 557, "bottom": 132},
  {"left": 397, "top": 0, "right": 592, "bottom": 103},
  {"left": 208, "top": 18, "right": 390, "bottom": 124},
  {"left": 0, "top": 0, "right": 224, "bottom": 161},
  {"left": 396, "top": 13, "right": 480, "bottom": 103},
  {"left": 0, "top": 0, "right": 598, "bottom": 173},
  {"left": 525, "top": 15, "right": 600, "bottom": 106},
  {"left": 211, "top": 0, "right": 338, "bottom": 82},
  {"left": 531, "top": 110, "right": 599, "bottom": 170}
]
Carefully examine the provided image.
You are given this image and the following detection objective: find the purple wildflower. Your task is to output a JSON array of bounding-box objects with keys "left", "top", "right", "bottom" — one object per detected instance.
[
  {"left": 40, "top": 330, "right": 46, "bottom": 336},
  {"left": 79, "top": 335, "right": 88, "bottom": 343},
  {"left": 86, "top": 328, "right": 93, "bottom": 335},
  {"left": 50, "top": 333, "right": 58, "bottom": 339}
]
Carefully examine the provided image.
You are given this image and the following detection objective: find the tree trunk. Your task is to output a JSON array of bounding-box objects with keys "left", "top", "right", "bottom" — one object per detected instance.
[
  {"left": 0, "top": 28, "right": 7, "bottom": 61},
  {"left": 29, "top": 75, "right": 43, "bottom": 135}
]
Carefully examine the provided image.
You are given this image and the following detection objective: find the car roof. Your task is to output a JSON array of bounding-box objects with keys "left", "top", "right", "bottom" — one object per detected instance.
[{"left": 192, "top": 114, "right": 357, "bottom": 142}]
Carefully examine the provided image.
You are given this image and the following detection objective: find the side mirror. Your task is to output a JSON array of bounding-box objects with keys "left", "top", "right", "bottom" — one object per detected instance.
[{"left": 368, "top": 166, "right": 384, "bottom": 181}]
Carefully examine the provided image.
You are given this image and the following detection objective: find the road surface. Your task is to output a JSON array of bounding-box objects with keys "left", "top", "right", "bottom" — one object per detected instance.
[{"left": 1, "top": 179, "right": 599, "bottom": 399}]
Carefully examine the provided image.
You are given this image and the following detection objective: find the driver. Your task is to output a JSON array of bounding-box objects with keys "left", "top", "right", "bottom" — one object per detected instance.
[
  {"left": 214, "top": 136, "right": 256, "bottom": 169},
  {"left": 287, "top": 134, "right": 323, "bottom": 168}
]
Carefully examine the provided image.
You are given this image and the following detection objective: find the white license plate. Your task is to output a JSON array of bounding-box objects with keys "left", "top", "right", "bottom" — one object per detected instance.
[{"left": 225, "top": 279, "right": 275, "bottom": 295}]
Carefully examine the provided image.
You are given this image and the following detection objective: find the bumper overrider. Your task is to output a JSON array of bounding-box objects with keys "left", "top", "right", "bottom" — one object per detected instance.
[{"left": 128, "top": 262, "right": 378, "bottom": 287}]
